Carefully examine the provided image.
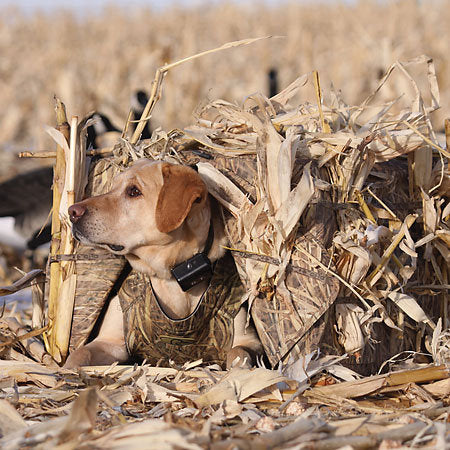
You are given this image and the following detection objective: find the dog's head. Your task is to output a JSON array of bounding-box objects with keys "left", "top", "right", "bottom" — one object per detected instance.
[{"left": 69, "top": 160, "right": 215, "bottom": 277}]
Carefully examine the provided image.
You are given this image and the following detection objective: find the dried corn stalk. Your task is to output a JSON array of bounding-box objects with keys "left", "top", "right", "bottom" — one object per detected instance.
[{"left": 46, "top": 113, "right": 88, "bottom": 363}]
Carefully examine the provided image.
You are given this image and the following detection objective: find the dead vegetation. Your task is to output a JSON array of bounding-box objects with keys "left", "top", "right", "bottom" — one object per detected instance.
[
  {"left": 0, "top": 2, "right": 449, "bottom": 448},
  {"left": 0, "top": 359, "right": 449, "bottom": 449}
]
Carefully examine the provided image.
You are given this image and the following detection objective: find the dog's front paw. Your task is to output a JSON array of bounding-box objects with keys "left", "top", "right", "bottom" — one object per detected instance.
[
  {"left": 226, "top": 345, "right": 254, "bottom": 369},
  {"left": 64, "top": 347, "right": 93, "bottom": 369},
  {"left": 63, "top": 339, "right": 128, "bottom": 369}
]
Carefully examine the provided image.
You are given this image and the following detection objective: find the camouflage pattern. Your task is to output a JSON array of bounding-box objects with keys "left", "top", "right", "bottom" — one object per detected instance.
[
  {"left": 247, "top": 234, "right": 339, "bottom": 366},
  {"left": 177, "top": 149, "right": 340, "bottom": 367},
  {"left": 69, "top": 158, "right": 128, "bottom": 351},
  {"left": 118, "top": 252, "right": 244, "bottom": 367}
]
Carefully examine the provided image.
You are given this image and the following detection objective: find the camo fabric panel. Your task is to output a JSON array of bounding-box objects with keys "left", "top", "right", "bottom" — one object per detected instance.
[
  {"left": 249, "top": 234, "right": 340, "bottom": 366},
  {"left": 69, "top": 158, "right": 128, "bottom": 351},
  {"left": 118, "top": 252, "right": 244, "bottom": 367},
  {"left": 179, "top": 150, "right": 340, "bottom": 367}
]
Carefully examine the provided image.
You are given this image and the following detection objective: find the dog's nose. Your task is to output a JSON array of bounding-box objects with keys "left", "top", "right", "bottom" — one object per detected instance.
[{"left": 68, "top": 203, "right": 86, "bottom": 223}]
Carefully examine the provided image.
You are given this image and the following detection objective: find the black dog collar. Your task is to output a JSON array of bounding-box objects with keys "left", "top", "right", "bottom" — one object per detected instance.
[{"left": 170, "top": 222, "right": 214, "bottom": 292}]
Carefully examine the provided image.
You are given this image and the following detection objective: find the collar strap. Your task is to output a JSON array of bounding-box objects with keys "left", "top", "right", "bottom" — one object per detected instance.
[{"left": 202, "top": 220, "right": 214, "bottom": 257}]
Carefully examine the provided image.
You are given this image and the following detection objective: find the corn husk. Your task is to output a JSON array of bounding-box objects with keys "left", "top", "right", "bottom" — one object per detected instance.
[
  {"left": 45, "top": 114, "right": 88, "bottom": 362},
  {"left": 0, "top": 358, "right": 448, "bottom": 449}
]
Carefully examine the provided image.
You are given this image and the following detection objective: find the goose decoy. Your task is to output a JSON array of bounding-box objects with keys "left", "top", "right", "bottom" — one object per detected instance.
[
  {"left": 268, "top": 68, "right": 279, "bottom": 98},
  {"left": 0, "top": 90, "right": 153, "bottom": 252},
  {"left": 0, "top": 112, "right": 121, "bottom": 250},
  {"left": 130, "top": 90, "right": 152, "bottom": 140}
]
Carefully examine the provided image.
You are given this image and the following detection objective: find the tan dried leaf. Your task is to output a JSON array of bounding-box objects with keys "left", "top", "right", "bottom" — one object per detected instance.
[
  {"left": 195, "top": 367, "right": 294, "bottom": 407},
  {"left": 0, "top": 400, "right": 27, "bottom": 437},
  {"left": 387, "top": 291, "right": 436, "bottom": 329}
]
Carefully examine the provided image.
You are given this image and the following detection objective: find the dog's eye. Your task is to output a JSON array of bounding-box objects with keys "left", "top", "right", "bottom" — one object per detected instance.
[{"left": 126, "top": 185, "right": 142, "bottom": 198}]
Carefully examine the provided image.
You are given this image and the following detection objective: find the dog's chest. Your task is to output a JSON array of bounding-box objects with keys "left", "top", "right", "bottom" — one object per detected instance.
[{"left": 118, "top": 252, "right": 244, "bottom": 367}]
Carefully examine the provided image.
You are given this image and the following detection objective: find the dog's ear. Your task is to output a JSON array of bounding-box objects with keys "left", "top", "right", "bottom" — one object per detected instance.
[{"left": 155, "top": 164, "right": 207, "bottom": 233}]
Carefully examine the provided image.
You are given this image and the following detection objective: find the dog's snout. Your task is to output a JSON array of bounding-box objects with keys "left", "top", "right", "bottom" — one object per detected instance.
[{"left": 69, "top": 203, "right": 86, "bottom": 223}]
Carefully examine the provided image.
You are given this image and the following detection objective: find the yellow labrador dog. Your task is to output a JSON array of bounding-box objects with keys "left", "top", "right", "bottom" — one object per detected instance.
[{"left": 64, "top": 159, "right": 261, "bottom": 369}]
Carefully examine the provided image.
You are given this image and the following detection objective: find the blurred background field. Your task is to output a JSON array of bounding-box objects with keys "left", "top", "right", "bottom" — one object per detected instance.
[{"left": 0, "top": 0, "right": 449, "bottom": 179}]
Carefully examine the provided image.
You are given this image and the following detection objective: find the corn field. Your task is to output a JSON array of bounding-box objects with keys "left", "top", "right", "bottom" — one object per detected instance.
[{"left": 0, "top": 0, "right": 449, "bottom": 176}]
